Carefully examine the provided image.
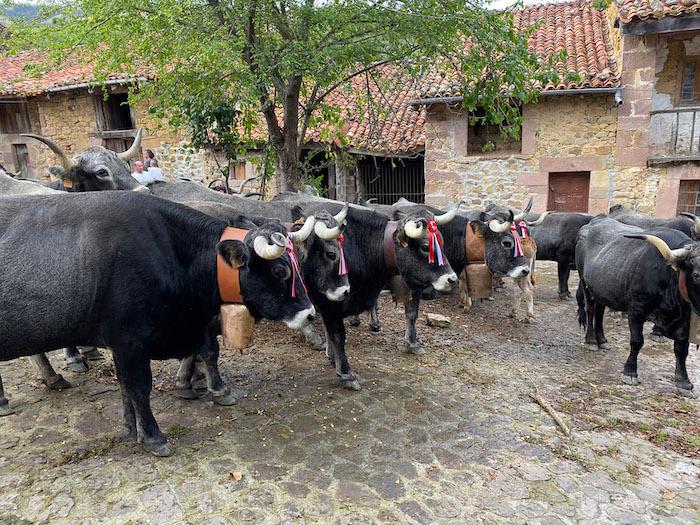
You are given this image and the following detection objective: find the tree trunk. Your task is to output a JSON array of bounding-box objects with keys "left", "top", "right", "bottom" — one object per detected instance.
[{"left": 277, "top": 141, "right": 300, "bottom": 193}]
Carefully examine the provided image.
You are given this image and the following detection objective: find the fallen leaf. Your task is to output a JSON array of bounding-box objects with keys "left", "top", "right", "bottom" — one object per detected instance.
[
  {"left": 229, "top": 471, "right": 243, "bottom": 481},
  {"left": 661, "top": 490, "right": 676, "bottom": 500}
]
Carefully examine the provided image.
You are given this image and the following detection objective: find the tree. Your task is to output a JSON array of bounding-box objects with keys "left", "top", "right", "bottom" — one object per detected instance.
[{"left": 4, "top": 0, "right": 556, "bottom": 190}]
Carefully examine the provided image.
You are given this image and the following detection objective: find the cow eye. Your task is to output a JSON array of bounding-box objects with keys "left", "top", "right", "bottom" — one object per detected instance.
[
  {"left": 502, "top": 239, "right": 514, "bottom": 249},
  {"left": 95, "top": 168, "right": 111, "bottom": 180},
  {"left": 420, "top": 243, "right": 429, "bottom": 253},
  {"left": 326, "top": 251, "right": 337, "bottom": 261},
  {"left": 272, "top": 265, "right": 291, "bottom": 281}
]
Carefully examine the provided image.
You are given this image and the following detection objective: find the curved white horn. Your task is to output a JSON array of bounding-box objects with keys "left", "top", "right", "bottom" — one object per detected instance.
[
  {"left": 489, "top": 218, "right": 511, "bottom": 233},
  {"left": 253, "top": 234, "right": 286, "bottom": 260},
  {"left": 681, "top": 212, "right": 700, "bottom": 236},
  {"left": 288, "top": 216, "right": 316, "bottom": 244},
  {"left": 118, "top": 128, "right": 143, "bottom": 161},
  {"left": 334, "top": 203, "right": 349, "bottom": 224},
  {"left": 513, "top": 196, "right": 533, "bottom": 222},
  {"left": 626, "top": 234, "right": 691, "bottom": 263},
  {"left": 528, "top": 211, "right": 550, "bottom": 226},
  {"left": 434, "top": 200, "right": 464, "bottom": 225},
  {"left": 314, "top": 221, "right": 341, "bottom": 241},
  {"left": 404, "top": 219, "right": 424, "bottom": 239},
  {"left": 21, "top": 133, "right": 76, "bottom": 170}
]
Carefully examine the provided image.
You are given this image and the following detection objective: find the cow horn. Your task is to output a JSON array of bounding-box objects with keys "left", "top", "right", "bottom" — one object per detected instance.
[
  {"left": 334, "top": 203, "right": 349, "bottom": 224},
  {"left": 21, "top": 133, "right": 76, "bottom": 170},
  {"left": 513, "top": 196, "right": 533, "bottom": 222},
  {"left": 681, "top": 212, "right": 700, "bottom": 236},
  {"left": 288, "top": 215, "right": 316, "bottom": 244},
  {"left": 528, "top": 211, "right": 550, "bottom": 226},
  {"left": 434, "top": 200, "right": 463, "bottom": 225},
  {"left": 404, "top": 219, "right": 425, "bottom": 239},
  {"left": 253, "top": 233, "right": 286, "bottom": 260},
  {"left": 626, "top": 234, "right": 691, "bottom": 263},
  {"left": 488, "top": 210, "right": 513, "bottom": 234},
  {"left": 117, "top": 128, "right": 143, "bottom": 161},
  {"left": 314, "top": 220, "right": 341, "bottom": 241}
]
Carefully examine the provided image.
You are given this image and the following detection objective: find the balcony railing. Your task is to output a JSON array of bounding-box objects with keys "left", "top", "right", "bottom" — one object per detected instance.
[{"left": 648, "top": 106, "right": 700, "bottom": 165}]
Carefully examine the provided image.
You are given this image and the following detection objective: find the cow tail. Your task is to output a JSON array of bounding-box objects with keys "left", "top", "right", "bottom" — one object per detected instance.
[{"left": 576, "top": 281, "right": 587, "bottom": 328}]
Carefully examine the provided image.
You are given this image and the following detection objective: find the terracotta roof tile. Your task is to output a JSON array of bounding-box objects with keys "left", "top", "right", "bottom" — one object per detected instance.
[{"left": 617, "top": 0, "right": 700, "bottom": 24}]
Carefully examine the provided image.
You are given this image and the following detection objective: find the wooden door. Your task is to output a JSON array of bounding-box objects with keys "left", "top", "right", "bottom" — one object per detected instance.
[{"left": 547, "top": 172, "right": 590, "bottom": 212}]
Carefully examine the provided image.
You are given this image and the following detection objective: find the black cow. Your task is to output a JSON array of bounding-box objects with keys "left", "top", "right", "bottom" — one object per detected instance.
[
  {"left": 609, "top": 204, "right": 700, "bottom": 239},
  {"left": 0, "top": 192, "right": 315, "bottom": 455},
  {"left": 576, "top": 216, "right": 699, "bottom": 397}
]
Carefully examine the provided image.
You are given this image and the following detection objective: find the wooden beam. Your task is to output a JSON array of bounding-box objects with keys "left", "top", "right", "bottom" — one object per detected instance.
[{"left": 622, "top": 14, "right": 700, "bottom": 35}]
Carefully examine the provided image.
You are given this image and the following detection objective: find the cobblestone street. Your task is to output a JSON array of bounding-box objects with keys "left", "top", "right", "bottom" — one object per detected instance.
[{"left": 1, "top": 263, "right": 699, "bottom": 524}]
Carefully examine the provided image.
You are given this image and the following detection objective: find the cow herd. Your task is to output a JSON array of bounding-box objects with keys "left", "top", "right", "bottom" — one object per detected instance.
[{"left": 1, "top": 130, "right": 700, "bottom": 457}]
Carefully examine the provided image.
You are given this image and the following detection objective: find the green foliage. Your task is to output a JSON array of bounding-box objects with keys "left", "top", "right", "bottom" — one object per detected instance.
[{"left": 3, "top": 0, "right": 556, "bottom": 187}]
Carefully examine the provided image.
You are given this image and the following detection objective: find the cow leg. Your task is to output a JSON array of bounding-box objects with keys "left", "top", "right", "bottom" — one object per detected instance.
[
  {"left": 458, "top": 269, "right": 471, "bottom": 309},
  {"left": 673, "top": 338, "right": 695, "bottom": 397},
  {"left": 199, "top": 336, "right": 236, "bottom": 406},
  {"left": 369, "top": 302, "right": 382, "bottom": 332},
  {"left": 112, "top": 348, "right": 170, "bottom": 456},
  {"left": 64, "top": 346, "right": 89, "bottom": 373},
  {"left": 301, "top": 323, "right": 326, "bottom": 351},
  {"left": 583, "top": 289, "right": 597, "bottom": 346},
  {"left": 323, "top": 313, "right": 359, "bottom": 390},
  {"left": 28, "top": 354, "right": 72, "bottom": 390},
  {"left": 509, "top": 279, "right": 521, "bottom": 319},
  {"left": 521, "top": 277, "right": 535, "bottom": 322},
  {"left": 622, "top": 316, "right": 644, "bottom": 386},
  {"left": 398, "top": 290, "right": 424, "bottom": 355},
  {"left": 0, "top": 373, "right": 14, "bottom": 416},
  {"left": 117, "top": 384, "right": 137, "bottom": 440},
  {"left": 347, "top": 315, "right": 361, "bottom": 327},
  {"left": 79, "top": 346, "right": 103, "bottom": 361},
  {"left": 557, "top": 260, "right": 572, "bottom": 299},
  {"left": 174, "top": 355, "right": 200, "bottom": 400},
  {"left": 594, "top": 303, "right": 609, "bottom": 349},
  {"left": 650, "top": 324, "right": 666, "bottom": 343}
]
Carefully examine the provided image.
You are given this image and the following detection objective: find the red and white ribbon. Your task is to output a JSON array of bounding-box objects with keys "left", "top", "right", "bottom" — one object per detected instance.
[
  {"left": 337, "top": 234, "right": 348, "bottom": 276},
  {"left": 518, "top": 220, "right": 529, "bottom": 238},
  {"left": 510, "top": 223, "right": 524, "bottom": 257},
  {"left": 285, "top": 236, "right": 307, "bottom": 297},
  {"left": 427, "top": 219, "right": 445, "bottom": 266}
]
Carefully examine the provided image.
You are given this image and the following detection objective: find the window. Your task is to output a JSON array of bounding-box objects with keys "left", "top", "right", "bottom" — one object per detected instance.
[
  {"left": 94, "top": 93, "right": 134, "bottom": 131},
  {"left": 0, "top": 102, "right": 31, "bottom": 134},
  {"left": 467, "top": 108, "right": 522, "bottom": 156},
  {"left": 680, "top": 58, "right": 700, "bottom": 104},
  {"left": 358, "top": 155, "right": 425, "bottom": 205},
  {"left": 12, "top": 144, "right": 29, "bottom": 177},
  {"left": 677, "top": 180, "right": 700, "bottom": 215}
]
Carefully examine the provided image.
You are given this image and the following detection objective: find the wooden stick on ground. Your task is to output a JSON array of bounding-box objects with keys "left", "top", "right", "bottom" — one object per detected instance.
[{"left": 529, "top": 387, "right": 571, "bottom": 436}]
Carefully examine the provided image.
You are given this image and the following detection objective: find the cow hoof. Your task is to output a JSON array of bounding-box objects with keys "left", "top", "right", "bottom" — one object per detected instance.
[
  {"left": 45, "top": 375, "right": 72, "bottom": 390},
  {"left": 66, "top": 359, "right": 89, "bottom": 373},
  {"left": 348, "top": 316, "right": 361, "bottom": 327},
  {"left": 116, "top": 427, "right": 137, "bottom": 441},
  {"left": 397, "top": 339, "right": 425, "bottom": 355},
  {"left": 309, "top": 339, "right": 326, "bottom": 352},
  {"left": 145, "top": 441, "right": 173, "bottom": 457},
  {"left": 622, "top": 374, "right": 640, "bottom": 386},
  {"left": 0, "top": 400, "right": 14, "bottom": 417},
  {"left": 598, "top": 342, "right": 611, "bottom": 350},
  {"left": 174, "top": 387, "right": 199, "bottom": 400},
  {"left": 650, "top": 334, "right": 666, "bottom": 343},
  {"left": 585, "top": 343, "right": 599, "bottom": 350},
  {"left": 369, "top": 323, "right": 382, "bottom": 333},
  {"left": 525, "top": 316, "right": 535, "bottom": 324},
  {"left": 80, "top": 347, "right": 104, "bottom": 361},
  {"left": 211, "top": 390, "right": 237, "bottom": 406},
  {"left": 559, "top": 293, "right": 572, "bottom": 300},
  {"left": 675, "top": 385, "right": 698, "bottom": 399},
  {"left": 341, "top": 378, "right": 361, "bottom": 391}
]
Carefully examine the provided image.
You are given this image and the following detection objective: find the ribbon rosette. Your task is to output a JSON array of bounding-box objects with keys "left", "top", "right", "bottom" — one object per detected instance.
[
  {"left": 284, "top": 236, "right": 307, "bottom": 297},
  {"left": 518, "top": 220, "right": 529, "bottom": 238},
  {"left": 427, "top": 219, "right": 445, "bottom": 266},
  {"left": 337, "top": 234, "right": 348, "bottom": 276},
  {"left": 510, "top": 223, "right": 524, "bottom": 257}
]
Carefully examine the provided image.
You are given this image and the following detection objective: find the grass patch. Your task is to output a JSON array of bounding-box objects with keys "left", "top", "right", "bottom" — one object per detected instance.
[
  {"left": 167, "top": 424, "right": 189, "bottom": 438},
  {"left": 638, "top": 422, "right": 652, "bottom": 433},
  {"left": 653, "top": 430, "right": 668, "bottom": 444},
  {"left": 687, "top": 435, "right": 700, "bottom": 447}
]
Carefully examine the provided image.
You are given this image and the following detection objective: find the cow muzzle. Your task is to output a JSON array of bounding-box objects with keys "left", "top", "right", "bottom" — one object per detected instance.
[
  {"left": 284, "top": 306, "right": 317, "bottom": 330},
  {"left": 325, "top": 285, "right": 350, "bottom": 301},
  {"left": 432, "top": 272, "right": 458, "bottom": 292},
  {"left": 508, "top": 265, "right": 530, "bottom": 278}
]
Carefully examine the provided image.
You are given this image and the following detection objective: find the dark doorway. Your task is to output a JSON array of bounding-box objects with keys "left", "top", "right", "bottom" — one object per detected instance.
[
  {"left": 94, "top": 93, "right": 134, "bottom": 131},
  {"left": 358, "top": 155, "right": 424, "bottom": 205},
  {"left": 12, "top": 143, "right": 30, "bottom": 177},
  {"left": 547, "top": 171, "right": 590, "bottom": 212}
]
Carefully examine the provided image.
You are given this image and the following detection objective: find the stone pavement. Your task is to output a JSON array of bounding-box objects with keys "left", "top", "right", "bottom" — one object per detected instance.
[{"left": 0, "top": 263, "right": 699, "bottom": 524}]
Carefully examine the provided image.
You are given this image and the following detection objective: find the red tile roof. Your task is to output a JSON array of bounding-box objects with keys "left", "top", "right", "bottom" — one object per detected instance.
[
  {"left": 617, "top": 0, "right": 700, "bottom": 24},
  {"left": 421, "top": 0, "right": 619, "bottom": 98}
]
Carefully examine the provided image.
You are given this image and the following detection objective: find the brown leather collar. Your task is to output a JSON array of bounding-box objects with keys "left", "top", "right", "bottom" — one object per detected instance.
[
  {"left": 680, "top": 270, "right": 690, "bottom": 304},
  {"left": 217, "top": 227, "right": 249, "bottom": 304},
  {"left": 383, "top": 221, "right": 399, "bottom": 275},
  {"left": 465, "top": 222, "right": 485, "bottom": 264}
]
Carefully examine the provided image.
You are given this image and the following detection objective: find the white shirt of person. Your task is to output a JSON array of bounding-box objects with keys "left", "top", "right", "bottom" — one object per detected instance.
[{"left": 131, "top": 167, "right": 164, "bottom": 185}]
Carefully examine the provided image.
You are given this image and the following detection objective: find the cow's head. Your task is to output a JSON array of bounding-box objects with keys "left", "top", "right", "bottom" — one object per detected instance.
[
  {"left": 392, "top": 203, "right": 460, "bottom": 292},
  {"left": 217, "top": 220, "right": 315, "bottom": 329},
  {"left": 291, "top": 204, "right": 351, "bottom": 302},
  {"left": 22, "top": 129, "right": 148, "bottom": 192},
  {"left": 680, "top": 212, "right": 700, "bottom": 241},
  {"left": 626, "top": 234, "right": 700, "bottom": 315},
  {"left": 471, "top": 201, "right": 532, "bottom": 278}
]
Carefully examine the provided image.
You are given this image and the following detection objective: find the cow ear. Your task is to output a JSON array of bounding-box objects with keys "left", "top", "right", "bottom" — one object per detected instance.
[
  {"left": 291, "top": 205, "right": 306, "bottom": 223},
  {"left": 48, "top": 166, "right": 66, "bottom": 179},
  {"left": 217, "top": 240, "right": 249, "bottom": 269},
  {"left": 393, "top": 229, "right": 409, "bottom": 248},
  {"left": 392, "top": 210, "right": 407, "bottom": 221},
  {"left": 470, "top": 221, "right": 486, "bottom": 238}
]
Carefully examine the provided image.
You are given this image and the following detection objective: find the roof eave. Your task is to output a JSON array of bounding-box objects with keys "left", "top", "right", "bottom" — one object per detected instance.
[
  {"left": 621, "top": 12, "right": 700, "bottom": 35},
  {"left": 406, "top": 86, "right": 622, "bottom": 106}
]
